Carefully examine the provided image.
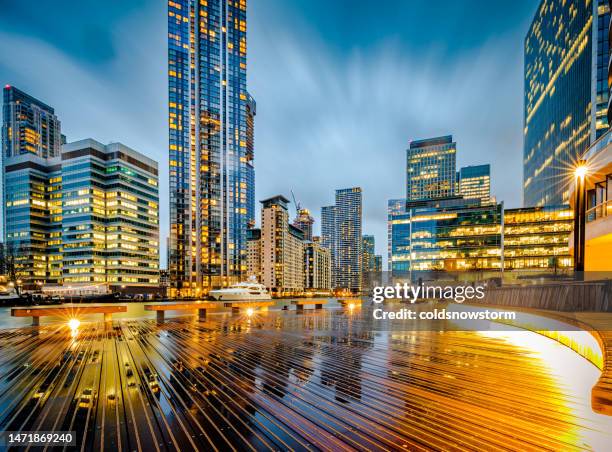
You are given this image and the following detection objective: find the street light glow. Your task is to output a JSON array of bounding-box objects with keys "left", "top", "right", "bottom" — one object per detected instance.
[
  {"left": 68, "top": 319, "right": 80, "bottom": 330},
  {"left": 575, "top": 165, "right": 587, "bottom": 178},
  {"left": 246, "top": 308, "right": 254, "bottom": 316}
]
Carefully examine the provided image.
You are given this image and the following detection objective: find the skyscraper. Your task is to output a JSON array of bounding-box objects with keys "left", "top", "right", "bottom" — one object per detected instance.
[
  {"left": 168, "top": 0, "right": 252, "bottom": 295},
  {"left": 362, "top": 234, "right": 375, "bottom": 273},
  {"left": 322, "top": 188, "right": 362, "bottom": 293},
  {"left": 458, "top": 164, "right": 491, "bottom": 203},
  {"left": 2, "top": 86, "right": 62, "bottom": 241},
  {"left": 2, "top": 86, "right": 62, "bottom": 286},
  {"left": 523, "top": 0, "right": 610, "bottom": 207},
  {"left": 406, "top": 135, "right": 456, "bottom": 201},
  {"left": 245, "top": 93, "right": 256, "bottom": 228},
  {"left": 2, "top": 86, "right": 61, "bottom": 160},
  {"left": 293, "top": 208, "right": 314, "bottom": 241}
]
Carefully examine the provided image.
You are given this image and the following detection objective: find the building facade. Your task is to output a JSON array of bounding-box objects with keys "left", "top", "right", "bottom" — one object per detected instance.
[
  {"left": 260, "top": 196, "right": 304, "bottom": 295},
  {"left": 61, "top": 140, "right": 159, "bottom": 292},
  {"left": 3, "top": 135, "right": 160, "bottom": 291},
  {"left": 503, "top": 205, "right": 573, "bottom": 271},
  {"left": 304, "top": 239, "right": 331, "bottom": 291},
  {"left": 388, "top": 200, "right": 503, "bottom": 274},
  {"left": 245, "top": 227, "right": 261, "bottom": 281},
  {"left": 2, "top": 86, "right": 62, "bottom": 245},
  {"left": 293, "top": 208, "right": 314, "bottom": 241},
  {"left": 388, "top": 199, "right": 575, "bottom": 275},
  {"left": 3, "top": 155, "right": 61, "bottom": 287},
  {"left": 333, "top": 188, "right": 362, "bottom": 292},
  {"left": 406, "top": 135, "right": 456, "bottom": 201},
  {"left": 524, "top": 0, "right": 610, "bottom": 206},
  {"left": 168, "top": 0, "right": 252, "bottom": 295},
  {"left": 458, "top": 164, "right": 491, "bottom": 204}
]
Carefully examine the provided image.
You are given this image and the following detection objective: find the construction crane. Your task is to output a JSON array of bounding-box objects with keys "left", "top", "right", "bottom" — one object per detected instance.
[{"left": 290, "top": 190, "right": 301, "bottom": 217}]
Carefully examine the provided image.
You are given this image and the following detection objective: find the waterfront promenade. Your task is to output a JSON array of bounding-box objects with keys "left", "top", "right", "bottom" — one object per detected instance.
[{"left": 0, "top": 307, "right": 610, "bottom": 450}]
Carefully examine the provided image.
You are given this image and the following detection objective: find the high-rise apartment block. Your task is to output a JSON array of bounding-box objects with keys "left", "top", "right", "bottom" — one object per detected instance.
[
  {"left": 304, "top": 238, "right": 331, "bottom": 291},
  {"left": 321, "top": 188, "right": 362, "bottom": 293},
  {"left": 260, "top": 196, "right": 304, "bottom": 295},
  {"left": 523, "top": 0, "right": 610, "bottom": 206},
  {"left": 406, "top": 136, "right": 456, "bottom": 201},
  {"left": 168, "top": 0, "right": 253, "bottom": 295}
]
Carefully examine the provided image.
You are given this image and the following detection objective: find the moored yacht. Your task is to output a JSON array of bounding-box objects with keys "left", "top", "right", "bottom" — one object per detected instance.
[{"left": 209, "top": 280, "right": 271, "bottom": 302}]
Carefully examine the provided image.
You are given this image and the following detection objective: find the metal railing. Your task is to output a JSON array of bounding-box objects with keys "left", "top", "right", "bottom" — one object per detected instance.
[{"left": 586, "top": 200, "right": 612, "bottom": 222}]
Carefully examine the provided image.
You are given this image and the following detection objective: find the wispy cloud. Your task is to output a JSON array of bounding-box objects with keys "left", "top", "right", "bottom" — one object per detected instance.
[
  {"left": 250, "top": 11, "right": 526, "bottom": 261},
  {"left": 0, "top": 0, "right": 530, "bottom": 266}
]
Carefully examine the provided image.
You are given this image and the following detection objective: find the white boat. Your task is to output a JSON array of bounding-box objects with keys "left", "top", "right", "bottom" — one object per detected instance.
[{"left": 209, "top": 281, "right": 271, "bottom": 302}]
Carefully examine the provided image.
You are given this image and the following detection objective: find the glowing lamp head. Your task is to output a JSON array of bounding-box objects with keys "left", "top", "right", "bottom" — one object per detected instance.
[
  {"left": 348, "top": 303, "right": 355, "bottom": 309},
  {"left": 246, "top": 308, "right": 254, "bottom": 316},
  {"left": 68, "top": 318, "right": 80, "bottom": 330},
  {"left": 575, "top": 165, "right": 587, "bottom": 178}
]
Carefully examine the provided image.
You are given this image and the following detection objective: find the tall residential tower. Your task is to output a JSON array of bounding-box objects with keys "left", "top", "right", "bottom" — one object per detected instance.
[
  {"left": 321, "top": 188, "right": 362, "bottom": 293},
  {"left": 168, "top": 0, "right": 253, "bottom": 295}
]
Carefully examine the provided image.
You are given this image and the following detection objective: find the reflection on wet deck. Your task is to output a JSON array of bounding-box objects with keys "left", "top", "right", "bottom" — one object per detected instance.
[{"left": 0, "top": 309, "right": 610, "bottom": 451}]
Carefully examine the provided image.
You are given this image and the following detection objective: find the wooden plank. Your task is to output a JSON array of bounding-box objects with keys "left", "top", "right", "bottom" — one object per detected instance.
[
  {"left": 291, "top": 300, "right": 328, "bottom": 305},
  {"left": 144, "top": 302, "right": 218, "bottom": 311},
  {"left": 12, "top": 305, "right": 127, "bottom": 317},
  {"left": 222, "top": 301, "right": 275, "bottom": 309}
]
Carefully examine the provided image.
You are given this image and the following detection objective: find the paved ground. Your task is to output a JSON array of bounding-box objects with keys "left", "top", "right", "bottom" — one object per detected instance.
[{"left": 0, "top": 308, "right": 610, "bottom": 451}]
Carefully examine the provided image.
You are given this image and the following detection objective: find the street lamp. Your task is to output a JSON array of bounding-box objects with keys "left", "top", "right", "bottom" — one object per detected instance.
[{"left": 573, "top": 160, "right": 587, "bottom": 274}]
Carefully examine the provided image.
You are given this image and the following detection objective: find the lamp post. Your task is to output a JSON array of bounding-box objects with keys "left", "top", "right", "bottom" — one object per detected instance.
[{"left": 573, "top": 160, "right": 587, "bottom": 274}]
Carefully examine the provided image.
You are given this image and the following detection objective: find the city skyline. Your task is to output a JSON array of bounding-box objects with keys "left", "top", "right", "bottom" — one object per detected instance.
[{"left": 0, "top": 0, "right": 540, "bottom": 267}]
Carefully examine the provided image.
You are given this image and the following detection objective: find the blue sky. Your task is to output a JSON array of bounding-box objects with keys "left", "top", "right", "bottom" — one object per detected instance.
[{"left": 0, "top": 0, "right": 537, "bottom": 266}]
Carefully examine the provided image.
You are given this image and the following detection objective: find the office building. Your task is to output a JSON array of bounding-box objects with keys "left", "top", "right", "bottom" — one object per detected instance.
[
  {"left": 524, "top": 0, "right": 610, "bottom": 206},
  {"left": 406, "top": 135, "right": 456, "bottom": 201},
  {"left": 168, "top": 0, "right": 252, "bottom": 295},
  {"left": 388, "top": 198, "right": 577, "bottom": 275},
  {"left": 3, "top": 154, "right": 61, "bottom": 287},
  {"left": 503, "top": 205, "right": 573, "bottom": 270},
  {"left": 293, "top": 208, "right": 314, "bottom": 241},
  {"left": 260, "top": 196, "right": 304, "bottom": 295},
  {"left": 2, "top": 86, "right": 62, "bottom": 247},
  {"left": 304, "top": 239, "right": 331, "bottom": 291},
  {"left": 246, "top": 228, "right": 261, "bottom": 281},
  {"left": 594, "top": 0, "right": 610, "bottom": 139},
  {"left": 61, "top": 139, "right": 159, "bottom": 292},
  {"left": 3, "top": 136, "right": 160, "bottom": 291},
  {"left": 458, "top": 164, "right": 491, "bottom": 203},
  {"left": 323, "top": 188, "right": 363, "bottom": 293},
  {"left": 388, "top": 198, "right": 502, "bottom": 274}
]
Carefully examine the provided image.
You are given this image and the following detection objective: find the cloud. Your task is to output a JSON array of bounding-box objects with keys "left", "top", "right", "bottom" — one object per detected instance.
[
  {"left": 0, "top": 3, "right": 168, "bottom": 261},
  {"left": 249, "top": 14, "right": 525, "bottom": 264},
  {"left": 0, "top": 0, "right": 528, "bottom": 269}
]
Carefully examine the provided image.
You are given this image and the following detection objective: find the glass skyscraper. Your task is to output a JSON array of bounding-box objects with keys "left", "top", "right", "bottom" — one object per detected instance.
[
  {"left": 2, "top": 86, "right": 62, "bottom": 287},
  {"left": 168, "top": 0, "right": 252, "bottom": 295},
  {"left": 406, "top": 135, "right": 456, "bottom": 201},
  {"left": 321, "top": 188, "right": 362, "bottom": 292},
  {"left": 388, "top": 199, "right": 502, "bottom": 274},
  {"left": 458, "top": 164, "right": 491, "bottom": 203},
  {"left": 524, "top": 0, "right": 610, "bottom": 207}
]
